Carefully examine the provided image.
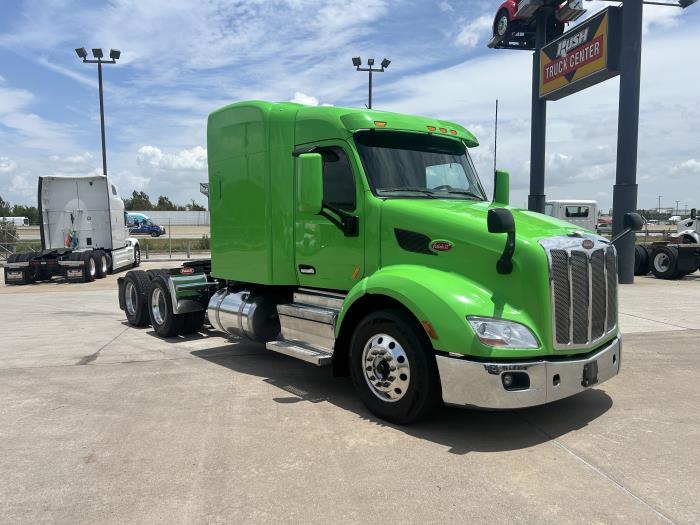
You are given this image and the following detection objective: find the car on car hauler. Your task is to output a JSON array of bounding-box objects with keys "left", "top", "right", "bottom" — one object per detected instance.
[
  {"left": 118, "top": 101, "right": 640, "bottom": 424},
  {"left": 4, "top": 175, "right": 140, "bottom": 285}
]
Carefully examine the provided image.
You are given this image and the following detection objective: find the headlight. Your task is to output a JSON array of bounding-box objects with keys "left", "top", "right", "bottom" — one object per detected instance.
[{"left": 467, "top": 316, "right": 539, "bottom": 349}]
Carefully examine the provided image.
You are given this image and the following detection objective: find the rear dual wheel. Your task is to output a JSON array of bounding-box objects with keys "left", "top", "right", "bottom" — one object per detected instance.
[{"left": 148, "top": 275, "right": 204, "bottom": 337}]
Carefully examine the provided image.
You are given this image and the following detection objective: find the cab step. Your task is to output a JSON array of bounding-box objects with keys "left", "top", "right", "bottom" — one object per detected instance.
[
  {"left": 294, "top": 288, "right": 345, "bottom": 310},
  {"left": 266, "top": 340, "right": 332, "bottom": 366}
]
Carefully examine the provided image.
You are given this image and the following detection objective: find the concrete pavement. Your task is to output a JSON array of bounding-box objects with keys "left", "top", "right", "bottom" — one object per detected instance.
[{"left": 0, "top": 267, "right": 698, "bottom": 524}]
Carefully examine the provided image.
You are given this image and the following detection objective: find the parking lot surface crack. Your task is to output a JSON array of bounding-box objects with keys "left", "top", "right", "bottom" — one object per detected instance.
[
  {"left": 517, "top": 413, "right": 677, "bottom": 524},
  {"left": 76, "top": 326, "right": 130, "bottom": 365}
]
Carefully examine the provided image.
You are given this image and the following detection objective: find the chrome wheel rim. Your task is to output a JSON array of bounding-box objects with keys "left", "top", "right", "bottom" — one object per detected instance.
[
  {"left": 89, "top": 257, "right": 96, "bottom": 276},
  {"left": 135, "top": 247, "right": 140, "bottom": 264},
  {"left": 497, "top": 15, "right": 508, "bottom": 36},
  {"left": 151, "top": 287, "right": 166, "bottom": 325},
  {"left": 125, "top": 281, "right": 137, "bottom": 316},
  {"left": 100, "top": 255, "right": 108, "bottom": 274},
  {"left": 361, "top": 333, "right": 410, "bottom": 403},
  {"left": 654, "top": 253, "right": 670, "bottom": 272}
]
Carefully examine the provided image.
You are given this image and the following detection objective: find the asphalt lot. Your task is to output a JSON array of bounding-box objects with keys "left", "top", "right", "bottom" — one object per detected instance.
[{"left": 0, "top": 264, "right": 698, "bottom": 524}]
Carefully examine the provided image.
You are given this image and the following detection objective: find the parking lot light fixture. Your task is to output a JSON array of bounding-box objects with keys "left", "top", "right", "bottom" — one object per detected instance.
[
  {"left": 352, "top": 56, "right": 391, "bottom": 109},
  {"left": 75, "top": 46, "right": 120, "bottom": 176}
]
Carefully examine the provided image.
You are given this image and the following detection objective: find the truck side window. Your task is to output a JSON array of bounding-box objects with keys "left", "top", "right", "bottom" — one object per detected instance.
[
  {"left": 320, "top": 147, "right": 356, "bottom": 211},
  {"left": 111, "top": 184, "right": 118, "bottom": 196},
  {"left": 566, "top": 206, "right": 589, "bottom": 218}
]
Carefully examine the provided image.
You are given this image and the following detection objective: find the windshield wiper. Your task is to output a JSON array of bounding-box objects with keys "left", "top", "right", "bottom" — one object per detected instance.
[
  {"left": 377, "top": 187, "right": 437, "bottom": 198},
  {"left": 438, "top": 188, "right": 485, "bottom": 200}
]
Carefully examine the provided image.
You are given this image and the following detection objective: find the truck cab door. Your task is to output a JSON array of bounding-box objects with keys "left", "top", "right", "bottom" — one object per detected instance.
[{"left": 295, "top": 144, "right": 364, "bottom": 291}]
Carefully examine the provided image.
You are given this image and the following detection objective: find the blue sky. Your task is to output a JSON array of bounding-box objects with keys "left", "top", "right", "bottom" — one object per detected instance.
[{"left": 1, "top": 0, "right": 699, "bottom": 211}]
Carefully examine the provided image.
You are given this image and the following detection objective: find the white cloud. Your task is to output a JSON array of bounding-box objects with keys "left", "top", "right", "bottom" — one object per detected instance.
[
  {"left": 10, "top": 174, "right": 34, "bottom": 198},
  {"left": 670, "top": 159, "right": 700, "bottom": 176},
  {"left": 0, "top": 112, "right": 76, "bottom": 151},
  {"left": 49, "top": 152, "right": 94, "bottom": 164},
  {"left": 456, "top": 15, "right": 492, "bottom": 48},
  {"left": 290, "top": 92, "right": 319, "bottom": 106},
  {"left": 438, "top": 2, "right": 454, "bottom": 13},
  {"left": 0, "top": 156, "right": 18, "bottom": 174},
  {"left": 136, "top": 145, "right": 207, "bottom": 172}
]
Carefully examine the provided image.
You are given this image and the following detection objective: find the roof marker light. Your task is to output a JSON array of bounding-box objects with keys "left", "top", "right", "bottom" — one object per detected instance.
[
  {"left": 450, "top": 130, "right": 457, "bottom": 135},
  {"left": 439, "top": 127, "right": 447, "bottom": 133},
  {"left": 427, "top": 126, "right": 437, "bottom": 132},
  {"left": 374, "top": 121, "right": 387, "bottom": 127}
]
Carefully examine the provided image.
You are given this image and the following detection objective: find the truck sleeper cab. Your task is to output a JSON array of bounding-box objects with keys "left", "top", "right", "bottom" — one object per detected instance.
[
  {"left": 118, "top": 101, "right": 627, "bottom": 424},
  {"left": 4, "top": 175, "right": 141, "bottom": 285}
]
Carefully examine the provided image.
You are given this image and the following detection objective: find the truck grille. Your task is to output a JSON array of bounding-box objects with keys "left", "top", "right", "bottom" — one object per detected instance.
[{"left": 541, "top": 237, "right": 617, "bottom": 349}]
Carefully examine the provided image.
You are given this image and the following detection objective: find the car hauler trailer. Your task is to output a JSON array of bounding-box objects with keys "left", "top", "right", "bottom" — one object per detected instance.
[
  {"left": 4, "top": 175, "right": 140, "bottom": 285},
  {"left": 118, "top": 101, "right": 641, "bottom": 424}
]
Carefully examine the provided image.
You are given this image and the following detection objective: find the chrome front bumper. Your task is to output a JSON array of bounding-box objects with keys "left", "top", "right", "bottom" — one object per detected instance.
[{"left": 436, "top": 336, "right": 621, "bottom": 410}]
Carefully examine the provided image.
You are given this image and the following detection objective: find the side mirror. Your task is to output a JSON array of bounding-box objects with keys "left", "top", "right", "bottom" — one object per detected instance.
[
  {"left": 610, "top": 212, "right": 644, "bottom": 245},
  {"left": 488, "top": 208, "right": 516, "bottom": 274},
  {"left": 624, "top": 212, "right": 644, "bottom": 232},
  {"left": 296, "top": 153, "right": 323, "bottom": 214},
  {"left": 691, "top": 208, "right": 697, "bottom": 220},
  {"left": 493, "top": 170, "right": 510, "bottom": 206},
  {"left": 488, "top": 207, "right": 515, "bottom": 234}
]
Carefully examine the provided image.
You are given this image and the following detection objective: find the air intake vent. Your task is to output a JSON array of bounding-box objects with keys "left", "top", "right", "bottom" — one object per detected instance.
[{"left": 394, "top": 229, "right": 436, "bottom": 256}]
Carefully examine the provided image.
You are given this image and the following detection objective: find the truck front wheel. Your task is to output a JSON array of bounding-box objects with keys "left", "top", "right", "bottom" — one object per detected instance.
[
  {"left": 148, "top": 275, "right": 183, "bottom": 337},
  {"left": 349, "top": 309, "right": 441, "bottom": 425}
]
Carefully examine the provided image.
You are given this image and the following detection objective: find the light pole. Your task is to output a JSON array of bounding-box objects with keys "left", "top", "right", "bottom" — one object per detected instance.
[
  {"left": 75, "top": 47, "right": 120, "bottom": 176},
  {"left": 352, "top": 57, "right": 390, "bottom": 109}
]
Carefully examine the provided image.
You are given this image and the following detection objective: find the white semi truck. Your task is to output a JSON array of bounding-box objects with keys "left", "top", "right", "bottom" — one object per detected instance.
[{"left": 4, "top": 175, "right": 140, "bottom": 285}]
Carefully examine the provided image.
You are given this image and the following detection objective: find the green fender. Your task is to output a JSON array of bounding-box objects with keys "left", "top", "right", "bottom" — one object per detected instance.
[{"left": 336, "top": 264, "right": 544, "bottom": 359}]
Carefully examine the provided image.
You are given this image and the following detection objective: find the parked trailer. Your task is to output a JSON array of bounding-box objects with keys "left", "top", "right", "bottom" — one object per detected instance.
[
  {"left": 118, "top": 101, "right": 642, "bottom": 424},
  {"left": 4, "top": 175, "right": 140, "bottom": 285}
]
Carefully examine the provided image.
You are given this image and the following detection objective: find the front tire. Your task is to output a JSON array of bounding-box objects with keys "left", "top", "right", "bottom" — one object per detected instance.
[
  {"left": 349, "top": 309, "right": 441, "bottom": 425},
  {"left": 133, "top": 245, "right": 141, "bottom": 268}
]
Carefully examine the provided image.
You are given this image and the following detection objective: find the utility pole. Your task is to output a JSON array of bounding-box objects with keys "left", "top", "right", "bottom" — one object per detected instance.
[
  {"left": 675, "top": 200, "right": 680, "bottom": 214},
  {"left": 658, "top": 194, "right": 662, "bottom": 214}
]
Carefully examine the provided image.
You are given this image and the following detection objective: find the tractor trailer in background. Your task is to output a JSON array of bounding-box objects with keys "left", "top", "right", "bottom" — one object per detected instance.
[
  {"left": 4, "top": 175, "right": 140, "bottom": 285},
  {"left": 118, "top": 101, "right": 643, "bottom": 424}
]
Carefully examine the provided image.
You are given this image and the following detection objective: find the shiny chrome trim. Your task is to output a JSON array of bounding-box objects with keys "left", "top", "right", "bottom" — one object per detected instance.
[
  {"left": 437, "top": 336, "right": 621, "bottom": 409},
  {"left": 540, "top": 235, "right": 617, "bottom": 351}
]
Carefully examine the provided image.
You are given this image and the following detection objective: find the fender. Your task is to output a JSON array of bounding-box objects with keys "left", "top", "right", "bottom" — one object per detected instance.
[
  {"left": 336, "top": 264, "right": 544, "bottom": 359},
  {"left": 676, "top": 230, "right": 699, "bottom": 243}
]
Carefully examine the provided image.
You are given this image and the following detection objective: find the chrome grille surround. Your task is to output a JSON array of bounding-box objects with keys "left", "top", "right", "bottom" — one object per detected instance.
[{"left": 540, "top": 234, "right": 617, "bottom": 351}]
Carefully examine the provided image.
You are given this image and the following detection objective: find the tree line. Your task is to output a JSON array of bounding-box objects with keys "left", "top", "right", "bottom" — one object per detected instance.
[
  {"left": 123, "top": 191, "right": 206, "bottom": 211},
  {"left": 0, "top": 191, "right": 206, "bottom": 225}
]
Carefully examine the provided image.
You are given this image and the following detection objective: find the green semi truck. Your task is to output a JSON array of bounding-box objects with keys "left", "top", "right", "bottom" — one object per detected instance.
[{"left": 118, "top": 101, "right": 641, "bottom": 424}]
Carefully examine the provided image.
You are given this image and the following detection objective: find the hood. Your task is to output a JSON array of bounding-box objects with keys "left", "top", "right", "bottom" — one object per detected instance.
[{"left": 378, "top": 198, "right": 604, "bottom": 347}]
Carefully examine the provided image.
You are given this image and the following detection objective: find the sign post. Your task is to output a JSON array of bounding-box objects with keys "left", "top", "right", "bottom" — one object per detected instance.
[{"left": 613, "top": 0, "right": 643, "bottom": 284}]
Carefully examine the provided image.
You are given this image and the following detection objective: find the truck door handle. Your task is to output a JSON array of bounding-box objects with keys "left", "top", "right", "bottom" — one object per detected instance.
[{"left": 298, "top": 265, "right": 316, "bottom": 275}]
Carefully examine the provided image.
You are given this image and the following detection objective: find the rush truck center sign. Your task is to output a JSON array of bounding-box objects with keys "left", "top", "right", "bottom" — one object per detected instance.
[{"left": 540, "top": 7, "right": 622, "bottom": 101}]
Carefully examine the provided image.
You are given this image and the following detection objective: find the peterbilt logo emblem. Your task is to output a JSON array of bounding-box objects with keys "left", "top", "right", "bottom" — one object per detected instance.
[
  {"left": 430, "top": 240, "right": 453, "bottom": 252},
  {"left": 582, "top": 239, "right": 595, "bottom": 249}
]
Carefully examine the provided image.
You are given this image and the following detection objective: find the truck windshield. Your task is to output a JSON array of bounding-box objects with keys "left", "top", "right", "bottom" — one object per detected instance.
[{"left": 354, "top": 130, "right": 486, "bottom": 201}]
